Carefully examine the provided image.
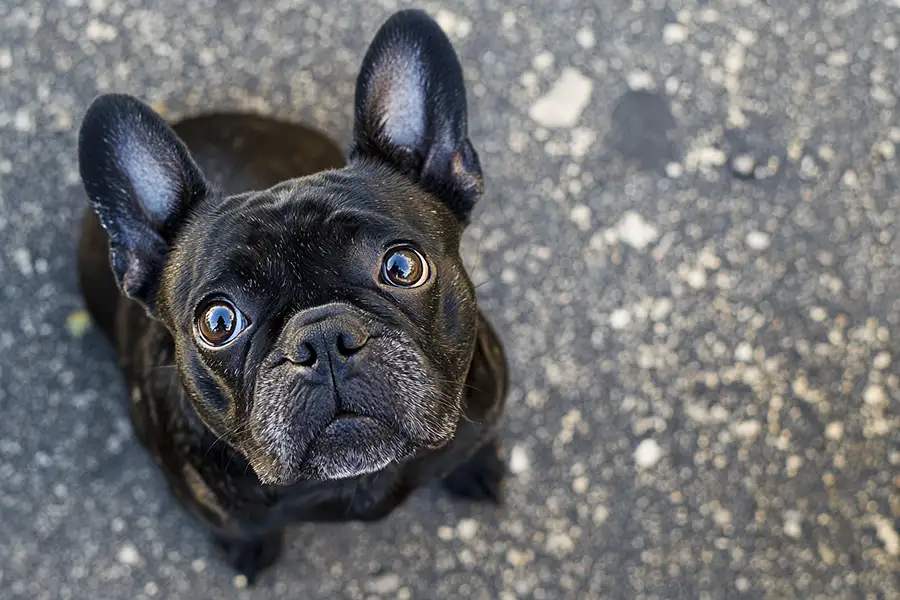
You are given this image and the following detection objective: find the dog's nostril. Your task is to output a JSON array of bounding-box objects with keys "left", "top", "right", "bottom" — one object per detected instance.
[
  {"left": 336, "top": 332, "right": 368, "bottom": 357},
  {"left": 295, "top": 341, "right": 317, "bottom": 367}
]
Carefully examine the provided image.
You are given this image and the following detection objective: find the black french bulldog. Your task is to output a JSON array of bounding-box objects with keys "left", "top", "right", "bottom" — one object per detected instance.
[{"left": 75, "top": 9, "right": 508, "bottom": 583}]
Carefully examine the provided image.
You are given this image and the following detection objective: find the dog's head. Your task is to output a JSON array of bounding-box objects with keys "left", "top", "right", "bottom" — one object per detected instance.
[{"left": 78, "top": 10, "right": 485, "bottom": 485}]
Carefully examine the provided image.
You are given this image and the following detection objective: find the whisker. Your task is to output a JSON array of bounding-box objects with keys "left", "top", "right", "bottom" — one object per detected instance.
[
  {"left": 424, "top": 376, "right": 492, "bottom": 397},
  {"left": 474, "top": 276, "right": 495, "bottom": 290},
  {"left": 204, "top": 420, "right": 253, "bottom": 458}
]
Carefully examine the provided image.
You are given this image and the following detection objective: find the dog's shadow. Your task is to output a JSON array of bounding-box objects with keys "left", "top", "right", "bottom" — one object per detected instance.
[{"left": 171, "top": 113, "right": 348, "bottom": 193}]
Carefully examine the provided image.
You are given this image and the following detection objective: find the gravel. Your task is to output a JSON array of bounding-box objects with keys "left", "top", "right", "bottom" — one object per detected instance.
[{"left": 1, "top": 0, "right": 898, "bottom": 598}]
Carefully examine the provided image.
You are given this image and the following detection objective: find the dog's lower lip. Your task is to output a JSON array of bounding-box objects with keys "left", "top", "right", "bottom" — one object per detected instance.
[
  {"left": 297, "top": 415, "right": 415, "bottom": 480},
  {"left": 323, "top": 414, "right": 380, "bottom": 432}
]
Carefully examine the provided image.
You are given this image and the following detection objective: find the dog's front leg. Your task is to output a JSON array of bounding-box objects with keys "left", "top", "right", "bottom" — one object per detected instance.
[{"left": 210, "top": 529, "right": 284, "bottom": 585}]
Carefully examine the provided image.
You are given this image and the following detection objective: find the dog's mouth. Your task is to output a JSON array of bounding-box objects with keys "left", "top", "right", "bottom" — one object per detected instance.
[
  {"left": 299, "top": 414, "right": 418, "bottom": 480},
  {"left": 247, "top": 412, "right": 424, "bottom": 486}
]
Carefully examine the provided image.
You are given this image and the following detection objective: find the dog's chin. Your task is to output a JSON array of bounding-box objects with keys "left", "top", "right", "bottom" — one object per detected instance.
[{"left": 249, "top": 417, "right": 423, "bottom": 486}]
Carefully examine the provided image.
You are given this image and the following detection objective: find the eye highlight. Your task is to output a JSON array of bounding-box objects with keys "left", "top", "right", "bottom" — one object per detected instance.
[
  {"left": 381, "top": 245, "right": 430, "bottom": 288},
  {"left": 195, "top": 298, "right": 249, "bottom": 347}
]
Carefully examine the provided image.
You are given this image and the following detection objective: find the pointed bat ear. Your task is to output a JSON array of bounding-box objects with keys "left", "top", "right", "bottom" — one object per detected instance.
[
  {"left": 349, "top": 9, "right": 483, "bottom": 224},
  {"left": 78, "top": 93, "right": 211, "bottom": 314}
]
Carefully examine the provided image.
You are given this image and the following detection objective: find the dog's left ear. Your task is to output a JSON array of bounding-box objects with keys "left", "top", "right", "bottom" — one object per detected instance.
[{"left": 350, "top": 9, "right": 483, "bottom": 224}]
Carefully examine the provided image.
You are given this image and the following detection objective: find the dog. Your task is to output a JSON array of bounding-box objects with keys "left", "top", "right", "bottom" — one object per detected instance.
[{"left": 75, "top": 9, "right": 508, "bottom": 583}]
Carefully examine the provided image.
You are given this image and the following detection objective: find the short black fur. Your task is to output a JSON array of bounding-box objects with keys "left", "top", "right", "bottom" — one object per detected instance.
[{"left": 76, "top": 9, "right": 508, "bottom": 584}]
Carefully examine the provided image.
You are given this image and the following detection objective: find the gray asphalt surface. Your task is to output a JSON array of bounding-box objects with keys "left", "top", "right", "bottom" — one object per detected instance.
[{"left": 1, "top": 0, "right": 899, "bottom": 598}]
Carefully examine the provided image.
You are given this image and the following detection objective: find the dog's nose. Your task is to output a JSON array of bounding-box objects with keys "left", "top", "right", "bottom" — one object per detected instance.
[
  {"left": 291, "top": 321, "right": 370, "bottom": 367},
  {"left": 282, "top": 306, "right": 373, "bottom": 372}
]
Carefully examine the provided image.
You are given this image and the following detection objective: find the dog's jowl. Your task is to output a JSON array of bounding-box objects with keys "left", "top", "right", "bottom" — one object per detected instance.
[{"left": 76, "top": 9, "right": 508, "bottom": 582}]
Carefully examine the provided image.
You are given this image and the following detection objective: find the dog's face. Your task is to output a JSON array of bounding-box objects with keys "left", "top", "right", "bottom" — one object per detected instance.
[{"left": 77, "top": 10, "right": 485, "bottom": 485}]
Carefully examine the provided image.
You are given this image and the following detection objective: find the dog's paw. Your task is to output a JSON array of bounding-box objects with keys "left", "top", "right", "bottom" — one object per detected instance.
[
  {"left": 212, "top": 531, "right": 283, "bottom": 584},
  {"left": 442, "top": 439, "right": 506, "bottom": 504}
]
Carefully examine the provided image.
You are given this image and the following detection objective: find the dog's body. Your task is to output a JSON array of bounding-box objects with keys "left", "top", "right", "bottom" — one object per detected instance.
[{"left": 76, "top": 10, "right": 507, "bottom": 581}]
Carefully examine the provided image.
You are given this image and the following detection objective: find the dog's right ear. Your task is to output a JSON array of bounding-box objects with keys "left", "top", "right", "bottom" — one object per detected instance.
[{"left": 78, "top": 94, "right": 210, "bottom": 316}]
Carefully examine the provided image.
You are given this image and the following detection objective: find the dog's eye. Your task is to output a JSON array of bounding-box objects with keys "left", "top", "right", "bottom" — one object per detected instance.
[
  {"left": 381, "top": 246, "right": 430, "bottom": 288},
  {"left": 195, "top": 298, "right": 248, "bottom": 347}
]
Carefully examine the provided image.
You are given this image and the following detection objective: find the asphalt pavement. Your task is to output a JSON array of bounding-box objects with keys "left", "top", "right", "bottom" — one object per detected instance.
[{"left": 0, "top": 0, "right": 899, "bottom": 598}]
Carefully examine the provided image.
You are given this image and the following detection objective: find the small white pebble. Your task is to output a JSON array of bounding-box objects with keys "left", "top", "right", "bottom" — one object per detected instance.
[
  {"left": 117, "top": 543, "right": 140, "bottom": 566},
  {"left": 634, "top": 439, "right": 663, "bottom": 468},
  {"left": 232, "top": 575, "right": 248, "bottom": 589},
  {"left": 871, "top": 515, "right": 900, "bottom": 556},
  {"left": 506, "top": 548, "right": 531, "bottom": 567},
  {"left": 683, "top": 266, "right": 708, "bottom": 289},
  {"left": 863, "top": 385, "right": 887, "bottom": 407},
  {"left": 528, "top": 68, "right": 594, "bottom": 128},
  {"left": 694, "top": 146, "right": 727, "bottom": 167},
  {"left": 437, "top": 526, "right": 455, "bottom": 541},
  {"left": 532, "top": 51, "right": 554, "bottom": 71},
  {"left": 873, "top": 352, "right": 892, "bottom": 370},
  {"left": 367, "top": 573, "right": 401, "bottom": 594},
  {"left": 570, "top": 127, "right": 597, "bottom": 159},
  {"left": 827, "top": 50, "right": 850, "bottom": 67},
  {"left": 650, "top": 298, "right": 673, "bottom": 321},
  {"left": 842, "top": 170, "right": 859, "bottom": 188},
  {"left": 666, "top": 162, "right": 683, "bottom": 178},
  {"left": 627, "top": 70, "right": 655, "bottom": 91},
  {"left": 609, "top": 308, "right": 632, "bottom": 330},
  {"left": 735, "top": 27, "right": 758, "bottom": 46},
  {"left": 85, "top": 19, "right": 117, "bottom": 42},
  {"left": 890, "top": 127, "right": 900, "bottom": 143},
  {"left": 13, "top": 109, "right": 33, "bottom": 132},
  {"left": 593, "top": 505, "right": 609, "bottom": 524},
  {"left": 723, "top": 44, "right": 745, "bottom": 74},
  {"left": 570, "top": 204, "right": 592, "bottom": 231},
  {"left": 786, "top": 455, "right": 804, "bottom": 477},
  {"left": 810, "top": 307, "right": 828, "bottom": 322},
  {"left": 509, "top": 445, "right": 530, "bottom": 474},
  {"left": 12, "top": 248, "right": 34, "bottom": 277},
  {"left": 784, "top": 518, "right": 802, "bottom": 539},
  {"left": 615, "top": 211, "right": 659, "bottom": 251},
  {"left": 869, "top": 85, "right": 897, "bottom": 107},
  {"left": 572, "top": 476, "right": 589, "bottom": 493},
  {"left": 746, "top": 230, "right": 771, "bottom": 250},
  {"left": 457, "top": 518, "right": 478, "bottom": 541},
  {"left": 732, "top": 420, "right": 761, "bottom": 440},
  {"left": 546, "top": 532, "right": 575, "bottom": 554},
  {"left": 731, "top": 153, "right": 756, "bottom": 177},
  {"left": 818, "top": 145, "right": 836, "bottom": 163},
  {"left": 825, "top": 422, "right": 844, "bottom": 441},
  {"left": 662, "top": 23, "right": 688, "bottom": 44},
  {"left": 435, "top": 9, "right": 472, "bottom": 39},
  {"left": 876, "top": 140, "right": 896, "bottom": 160},
  {"left": 714, "top": 508, "right": 733, "bottom": 526},
  {"left": 735, "top": 342, "right": 753, "bottom": 362},
  {"left": 575, "top": 28, "right": 595, "bottom": 49}
]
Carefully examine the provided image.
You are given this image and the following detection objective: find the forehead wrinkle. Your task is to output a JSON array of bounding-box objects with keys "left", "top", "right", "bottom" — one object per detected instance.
[{"left": 188, "top": 207, "right": 362, "bottom": 293}]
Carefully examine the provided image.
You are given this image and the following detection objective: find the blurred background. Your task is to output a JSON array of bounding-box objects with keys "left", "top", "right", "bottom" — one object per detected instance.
[{"left": 1, "top": 0, "right": 899, "bottom": 598}]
